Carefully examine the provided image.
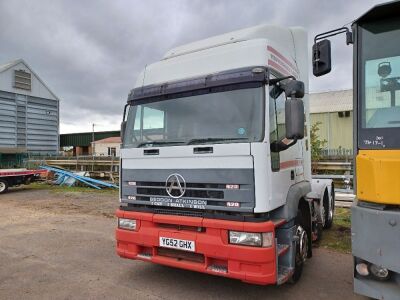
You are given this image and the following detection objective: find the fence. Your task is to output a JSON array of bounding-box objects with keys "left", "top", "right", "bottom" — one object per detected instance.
[
  {"left": 26, "top": 155, "right": 355, "bottom": 205},
  {"left": 312, "top": 160, "right": 353, "bottom": 188},
  {"left": 320, "top": 148, "right": 353, "bottom": 160},
  {"left": 25, "top": 155, "right": 120, "bottom": 183}
]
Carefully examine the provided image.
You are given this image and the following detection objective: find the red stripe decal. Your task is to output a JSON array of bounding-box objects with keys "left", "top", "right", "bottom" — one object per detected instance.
[
  {"left": 280, "top": 160, "right": 302, "bottom": 170},
  {"left": 268, "top": 59, "right": 290, "bottom": 76},
  {"left": 267, "top": 46, "right": 298, "bottom": 72}
]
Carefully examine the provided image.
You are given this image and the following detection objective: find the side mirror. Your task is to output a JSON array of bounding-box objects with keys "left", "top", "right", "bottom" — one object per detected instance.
[
  {"left": 121, "top": 121, "right": 127, "bottom": 144},
  {"left": 312, "top": 39, "right": 331, "bottom": 76},
  {"left": 270, "top": 97, "right": 305, "bottom": 153},
  {"left": 378, "top": 62, "right": 391, "bottom": 78},
  {"left": 285, "top": 99, "right": 304, "bottom": 140}
]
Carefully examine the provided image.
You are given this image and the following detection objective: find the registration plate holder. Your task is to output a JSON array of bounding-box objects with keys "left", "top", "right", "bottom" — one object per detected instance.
[{"left": 159, "top": 237, "right": 196, "bottom": 252}]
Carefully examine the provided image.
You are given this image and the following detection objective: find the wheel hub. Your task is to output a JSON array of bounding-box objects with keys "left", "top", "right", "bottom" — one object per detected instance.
[
  {"left": 296, "top": 226, "right": 308, "bottom": 262},
  {"left": 329, "top": 196, "right": 334, "bottom": 221},
  {"left": 321, "top": 205, "right": 326, "bottom": 226}
]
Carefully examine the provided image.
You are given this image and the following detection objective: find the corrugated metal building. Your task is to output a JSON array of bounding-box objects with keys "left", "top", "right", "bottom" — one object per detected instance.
[
  {"left": 310, "top": 89, "right": 353, "bottom": 152},
  {"left": 60, "top": 131, "right": 120, "bottom": 155},
  {"left": 0, "top": 59, "right": 59, "bottom": 158}
]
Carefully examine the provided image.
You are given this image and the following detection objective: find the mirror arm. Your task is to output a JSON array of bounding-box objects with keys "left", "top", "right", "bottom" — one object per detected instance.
[
  {"left": 314, "top": 26, "right": 352, "bottom": 45},
  {"left": 313, "top": 27, "right": 352, "bottom": 70},
  {"left": 269, "top": 75, "right": 296, "bottom": 85}
]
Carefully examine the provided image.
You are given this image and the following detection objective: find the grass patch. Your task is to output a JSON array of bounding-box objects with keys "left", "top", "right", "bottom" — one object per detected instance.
[
  {"left": 318, "top": 207, "right": 351, "bottom": 253},
  {"left": 29, "top": 182, "right": 118, "bottom": 194}
]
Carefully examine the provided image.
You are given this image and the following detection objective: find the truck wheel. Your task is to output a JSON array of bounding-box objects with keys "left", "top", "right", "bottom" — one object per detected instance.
[
  {"left": 0, "top": 179, "right": 9, "bottom": 194},
  {"left": 323, "top": 188, "right": 334, "bottom": 229},
  {"left": 24, "top": 176, "right": 32, "bottom": 185},
  {"left": 290, "top": 209, "right": 309, "bottom": 283},
  {"left": 314, "top": 222, "right": 323, "bottom": 242}
]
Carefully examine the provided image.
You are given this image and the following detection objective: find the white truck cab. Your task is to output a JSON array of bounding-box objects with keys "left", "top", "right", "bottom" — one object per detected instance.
[{"left": 116, "top": 24, "right": 333, "bottom": 285}]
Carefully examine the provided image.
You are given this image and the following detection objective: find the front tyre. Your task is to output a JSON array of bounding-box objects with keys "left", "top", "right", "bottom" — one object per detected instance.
[
  {"left": 290, "top": 209, "right": 309, "bottom": 283},
  {"left": 0, "top": 179, "right": 9, "bottom": 194}
]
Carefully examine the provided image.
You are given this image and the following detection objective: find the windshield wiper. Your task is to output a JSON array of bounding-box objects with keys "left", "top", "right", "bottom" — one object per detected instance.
[
  {"left": 186, "top": 137, "right": 248, "bottom": 145},
  {"left": 137, "top": 141, "right": 185, "bottom": 148}
]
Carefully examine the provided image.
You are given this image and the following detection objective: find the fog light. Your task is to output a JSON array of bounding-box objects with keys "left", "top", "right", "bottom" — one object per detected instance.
[
  {"left": 356, "top": 263, "right": 369, "bottom": 276},
  {"left": 369, "top": 264, "right": 390, "bottom": 280},
  {"left": 229, "top": 231, "right": 273, "bottom": 247},
  {"left": 118, "top": 218, "right": 137, "bottom": 230}
]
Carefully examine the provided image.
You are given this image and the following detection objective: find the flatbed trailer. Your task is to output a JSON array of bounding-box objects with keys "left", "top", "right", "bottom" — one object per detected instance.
[{"left": 0, "top": 169, "right": 47, "bottom": 194}]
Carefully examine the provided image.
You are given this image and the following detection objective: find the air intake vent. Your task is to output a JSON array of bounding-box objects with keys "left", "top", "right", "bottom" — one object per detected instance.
[
  {"left": 154, "top": 208, "right": 204, "bottom": 218},
  {"left": 14, "top": 70, "right": 31, "bottom": 91}
]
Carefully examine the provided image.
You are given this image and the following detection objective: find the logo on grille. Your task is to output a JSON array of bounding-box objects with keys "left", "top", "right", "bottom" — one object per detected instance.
[{"left": 165, "top": 173, "right": 186, "bottom": 199}]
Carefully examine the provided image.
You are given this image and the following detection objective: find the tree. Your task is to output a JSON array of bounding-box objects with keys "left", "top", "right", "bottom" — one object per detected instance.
[{"left": 310, "top": 121, "right": 327, "bottom": 161}]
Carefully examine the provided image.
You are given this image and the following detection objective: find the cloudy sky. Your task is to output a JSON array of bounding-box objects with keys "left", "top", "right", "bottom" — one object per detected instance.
[{"left": 0, "top": 0, "right": 384, "bottom": 133}]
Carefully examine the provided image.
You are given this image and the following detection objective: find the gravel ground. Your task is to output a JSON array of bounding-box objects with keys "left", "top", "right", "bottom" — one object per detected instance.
[{"left": 0, "top": 185, "right": 366, "bottom": 300}]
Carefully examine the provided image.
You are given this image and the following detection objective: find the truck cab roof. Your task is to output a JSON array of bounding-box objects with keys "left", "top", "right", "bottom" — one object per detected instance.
[{"left": 133, "top": 24, "right": 307, "bottom": 90}]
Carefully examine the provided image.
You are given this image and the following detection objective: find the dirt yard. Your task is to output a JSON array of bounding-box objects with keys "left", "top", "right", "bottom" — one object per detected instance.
[{"left": 0, "top": 184, "right": 365, "bottom": 300}]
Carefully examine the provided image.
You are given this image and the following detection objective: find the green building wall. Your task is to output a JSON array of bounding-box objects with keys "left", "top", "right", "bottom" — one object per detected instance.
[{"left": 310, "top": 112, "right": 353, "bottom": 151}]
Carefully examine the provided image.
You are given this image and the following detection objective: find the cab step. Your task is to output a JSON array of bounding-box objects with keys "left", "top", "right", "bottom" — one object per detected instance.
[{"left": 277, "top": 266, "right": 294, "bottom": 285}]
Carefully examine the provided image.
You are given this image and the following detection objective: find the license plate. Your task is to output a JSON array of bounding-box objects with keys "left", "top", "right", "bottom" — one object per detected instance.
[{"left": 159, "top": 237, "right": 195, "bottom": 252}]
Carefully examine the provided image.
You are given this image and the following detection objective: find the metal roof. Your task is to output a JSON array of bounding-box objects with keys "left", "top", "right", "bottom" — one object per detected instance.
[
  {"left": 93, "top": 137, "right": 121, "bottom": 144},
  {"left": 310, "top": 89, "right": 353, "bottom": 113},
  {"left": 60, "top": 131, "right": 120, "bottom": 147},
  {"left": 0, "top": 59, "right": 60, "bottom": 101},
  {"left": 0, "top": 59, "right": 21, "bottom": 73}
]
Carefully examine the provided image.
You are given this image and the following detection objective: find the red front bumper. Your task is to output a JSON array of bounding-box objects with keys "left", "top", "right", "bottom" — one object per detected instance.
[{"left": 116, "top": 209, "right": 279, "bottom": 285}]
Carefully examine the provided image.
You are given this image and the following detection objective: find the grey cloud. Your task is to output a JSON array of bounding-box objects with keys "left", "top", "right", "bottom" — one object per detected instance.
[{"left": 0, "top": 0, "right": 384, "bottom": 132}]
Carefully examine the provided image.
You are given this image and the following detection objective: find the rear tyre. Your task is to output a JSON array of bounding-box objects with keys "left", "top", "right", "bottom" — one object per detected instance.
[
  {"left": 323, "top": 188, "right": 334, "bottom": 229},
  {"left": 0, "top": 179, "right": 9, "bottom": 194},
  {"left": 24, "top": 176, "right": 32, "bottom": 185},
  {"left": 289, "top": 209, "right": 309, "bottom": 283}
]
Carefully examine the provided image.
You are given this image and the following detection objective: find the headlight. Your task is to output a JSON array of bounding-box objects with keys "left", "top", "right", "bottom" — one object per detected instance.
[
  {"left": 229, "top": 231, "right": 273, "bottom": 247},
  {"left": 118, "top": 218, "right": 137, "bottom": 231},
  {"left": 369, "top": 264, "right": 390, "bottom": 281}
]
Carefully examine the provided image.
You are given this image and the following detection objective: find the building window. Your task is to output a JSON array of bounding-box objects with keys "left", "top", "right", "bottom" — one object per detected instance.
[
  {"left": 338, "top": 111, "right": 351, "bottom": 118},
  {"left": 108, "top": 147, "right": 116, "bottom": 156},
  {"left": 14, "top": 70, "right": 32, "bottom": 90}
]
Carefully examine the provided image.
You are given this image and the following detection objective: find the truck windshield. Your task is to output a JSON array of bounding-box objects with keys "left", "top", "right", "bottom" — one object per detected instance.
[
  {"left": 123, "top": 87, "right": 264, "bottom": 148},
  {"left": 359, "top": 18, "right": 400, "bottom": 148}
]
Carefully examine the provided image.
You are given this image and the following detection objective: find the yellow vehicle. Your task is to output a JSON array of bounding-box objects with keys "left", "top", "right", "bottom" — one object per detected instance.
[{"left": 312, "top": 1, "right": 400, "bottom": 299}]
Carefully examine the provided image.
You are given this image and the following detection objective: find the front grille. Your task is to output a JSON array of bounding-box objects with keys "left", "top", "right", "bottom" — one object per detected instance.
[
  {"left": 134, "top": 181, "right": 225, "bottom": 199},
  {"left": 137, "top": 187, "right": 223, "bottom": 199},
  {"left": 153, "top": 208, "right": 204, "bottom": 218},
  {"left": 121, "top": 168, "right": 255, "bottom": 213},
  {"left": 137, "top": 181, "right": 225, "bottom": 189}
]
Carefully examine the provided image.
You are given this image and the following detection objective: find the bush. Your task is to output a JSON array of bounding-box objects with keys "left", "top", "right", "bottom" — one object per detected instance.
[{"left": 311, "top": 121, "right": 327, "bottom": 161}]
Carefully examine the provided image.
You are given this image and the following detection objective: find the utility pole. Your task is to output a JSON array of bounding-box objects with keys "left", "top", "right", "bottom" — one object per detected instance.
[
  {"left": 92, "top": 123, "right": 96, "bottom": 172},
  {"left": 92, "top": 123, "right": 96, "bottom": 156}
]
